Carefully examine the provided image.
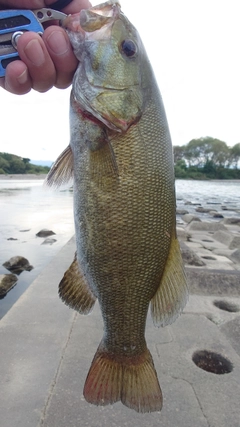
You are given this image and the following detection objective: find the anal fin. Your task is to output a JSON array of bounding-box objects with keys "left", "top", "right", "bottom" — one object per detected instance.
[
  {"left": 59, "top": 252, "right": 96, "bottom": 314},
  {"left": 151, "top": 236, "right": 188, "bottom": 327}
]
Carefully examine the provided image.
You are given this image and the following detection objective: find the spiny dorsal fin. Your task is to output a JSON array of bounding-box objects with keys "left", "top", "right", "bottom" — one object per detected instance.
[
  {"left": 45, "top": 145, "right": 73, "bottom": 188},
  {"left": 59, "top": 252, "right": 96, "bottom": 314},
  {"left": 151, "top": 237, "right": 188, "bottom": 327}
]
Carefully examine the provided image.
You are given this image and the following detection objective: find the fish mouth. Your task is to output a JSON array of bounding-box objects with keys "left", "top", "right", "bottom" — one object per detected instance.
[{"left": 62, "top": 1, "right": 121, "bottom": 35}]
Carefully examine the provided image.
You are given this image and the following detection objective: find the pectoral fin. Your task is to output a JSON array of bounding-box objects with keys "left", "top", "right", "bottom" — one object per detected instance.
[
  {"left": 151, "top": 237, "right": 188, "bottom": 327},
  {"left": 59, "top": 252, "right": 96, "bottom": 314},
  {"left": 89, "top": 139, "right": 119, "bottom": 182},
  {"left": 45, "top": 145, "right": 73, "bottom": 188}
]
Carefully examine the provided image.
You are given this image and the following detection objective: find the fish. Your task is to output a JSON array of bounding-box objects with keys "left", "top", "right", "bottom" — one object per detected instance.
[{"left": 46, "top": 0, "right": 188, "bottom": 413}]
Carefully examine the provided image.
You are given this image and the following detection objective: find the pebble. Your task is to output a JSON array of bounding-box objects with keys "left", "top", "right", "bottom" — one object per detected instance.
[
  {"left": 36, "top": 229, "right": 56, "bottom": 237},
  {"left": 195, "top": 207, "right": 213, "bottom": 213}
]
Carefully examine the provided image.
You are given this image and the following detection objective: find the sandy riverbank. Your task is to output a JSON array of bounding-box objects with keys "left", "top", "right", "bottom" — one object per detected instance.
[{"left": 0, "top": 174, "right": 47, "bottom": 180}]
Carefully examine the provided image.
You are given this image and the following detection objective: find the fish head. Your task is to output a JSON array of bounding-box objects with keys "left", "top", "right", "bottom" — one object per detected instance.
[{"left": 63, "top": 1, "right": 145, "bottom": 132}]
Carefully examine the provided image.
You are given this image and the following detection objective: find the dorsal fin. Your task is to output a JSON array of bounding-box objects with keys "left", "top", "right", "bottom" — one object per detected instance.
[{"left": 45, "top": 145, "right": 74, "bottom": 188}]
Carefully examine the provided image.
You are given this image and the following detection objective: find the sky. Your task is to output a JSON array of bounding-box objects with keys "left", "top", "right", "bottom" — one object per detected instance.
[{"left": 0, "top": 0, "right": 240, "bottom": 162}]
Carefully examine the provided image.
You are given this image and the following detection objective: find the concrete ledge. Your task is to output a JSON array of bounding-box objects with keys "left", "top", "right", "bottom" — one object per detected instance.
[
  {"left": 0, "top": 237, "right": 240, "bottom": 427},
  {"left": 186, "top": 267, "right": 240, "bottom": 296}
]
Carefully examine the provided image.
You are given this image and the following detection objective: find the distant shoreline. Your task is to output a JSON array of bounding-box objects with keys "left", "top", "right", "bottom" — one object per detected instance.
[
  {"left": 0, "top": 174, "right": 47, "bottom": 180},
  {"left": 0, "top": 174, "right": 240, "bottom": 183}
]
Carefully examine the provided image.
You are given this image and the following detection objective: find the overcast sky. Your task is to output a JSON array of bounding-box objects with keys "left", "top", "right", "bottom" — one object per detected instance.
[{"left": 1, "top": 0, "right": 240, "bottom": 161}]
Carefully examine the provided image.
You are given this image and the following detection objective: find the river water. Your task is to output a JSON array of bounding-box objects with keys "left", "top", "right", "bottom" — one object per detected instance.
[
  {"left": 0, "top": 178, "right": 74, "bottom": 319},
  {"left": 0, "top": 178, "right": 240, "bottom": 319}
]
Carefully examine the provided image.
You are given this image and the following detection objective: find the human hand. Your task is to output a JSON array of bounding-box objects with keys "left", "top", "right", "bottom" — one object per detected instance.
[{"left": 0, "top": 0, "right": 91, "bottom": 94}]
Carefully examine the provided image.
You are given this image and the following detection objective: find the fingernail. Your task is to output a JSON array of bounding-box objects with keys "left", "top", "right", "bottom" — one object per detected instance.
[
  {"left": 24, "top": 39, "right": 45, "bottom": 66},
  {"left": 17, "top": 69, "right": 28, "bottom": 85},
  {"left": 47, "top": 31, "right": 69, "bottom": 55}
]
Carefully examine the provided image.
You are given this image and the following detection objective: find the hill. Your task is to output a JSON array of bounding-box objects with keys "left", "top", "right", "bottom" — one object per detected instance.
[{"left": 0, "top": 152, "right": 50, "bottom": 175}]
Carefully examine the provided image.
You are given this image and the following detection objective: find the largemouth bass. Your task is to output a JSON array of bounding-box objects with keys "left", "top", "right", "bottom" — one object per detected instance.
[{"left": 46, "top": 0, "right": 188, "bottom": 413}]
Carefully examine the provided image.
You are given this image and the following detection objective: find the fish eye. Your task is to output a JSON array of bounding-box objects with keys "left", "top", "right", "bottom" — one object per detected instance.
[{"left": 120, "top": 39, "right": 137, "bottom": 57}]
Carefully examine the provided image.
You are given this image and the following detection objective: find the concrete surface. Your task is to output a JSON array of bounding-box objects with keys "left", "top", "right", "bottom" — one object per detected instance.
[{"left": 0, "top": 237, "right": 240, "bottom": 427}]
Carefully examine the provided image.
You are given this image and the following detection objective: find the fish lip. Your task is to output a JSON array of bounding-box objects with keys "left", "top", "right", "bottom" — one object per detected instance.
[
  {"left": 61, "top": 1, "right": 121, "bottom": 34},
  {"left": 61, "top": 13, "right": 85, "bottom": 35}
]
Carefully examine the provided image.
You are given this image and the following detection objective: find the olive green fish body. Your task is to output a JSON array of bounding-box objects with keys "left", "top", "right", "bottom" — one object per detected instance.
[
  {"left": 46, "top": 0, "right": 188, "bottom": 413},
  {"left": 72, "top": 81, "right": 174, "bottom": 346}
]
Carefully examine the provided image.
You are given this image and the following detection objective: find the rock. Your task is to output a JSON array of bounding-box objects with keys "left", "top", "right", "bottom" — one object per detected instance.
[
  {"left": 181, "top": 214, "right": 201, "bottom": 224},
  {"left": 221, "top": 206, "right": 237, "bottom": 212},
  {"left": 206, "top": 201, "right": 221, "bottom": 205},
  {"left": 3, "top": 256, "right": 33, "bottom": 275},
  {"left": 20, "top": 229, "right": 31, "bottom": 232},
  {"left": 36, "top": 229, "right": 56, "bottom": 238},
  {"left": 210, "top": 212, "right": 224, "bottom": 218},
  {"left": 176, "top": 227, "right": 191, "bottom": 241},
  {"left": 0, "top": 274, "right": 18, "bottom": 297},
  {"left": 184, "top": 201, "right": 201, "bottom": 206},
  {"left": 195, "top": 207, "right": 212, "bottom": 213},
  {"left": 186, "top": 221, "right": 228, "bottom": 233},
  {"left": 176, "top": 209, "right": 189, "bottom": 215},
  {"left": 223, "top": 218, "right": 240, "bottom": 226},
  {"left": 180, "top": 243, "right": 206, "bottom": 266},
  {"left": 7, "top": 237, "right": 18, "bottom": 241},
  {"left": 230, "top": 249, "right": 240, "bottom": 264},
  {"left": 41, "top": 238, "right": 57, "bottom": 245}
]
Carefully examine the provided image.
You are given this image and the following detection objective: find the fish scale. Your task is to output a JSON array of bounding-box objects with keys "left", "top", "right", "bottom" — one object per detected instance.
[{"left": 46, "top": 0, "right": 188, "bottom": 413}]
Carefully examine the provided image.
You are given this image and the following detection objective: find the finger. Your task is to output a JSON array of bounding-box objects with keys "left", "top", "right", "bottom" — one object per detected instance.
[
  {"left": 0, "top": 0, "right": 92, "bottom": 11},
  {"left": 3, "top": 61, "right": 32, "bottom": 94},
  {"left": 43, "top": 25, "right": 77, "bottom": 88},
  {"left": 56, "top": 0, "right": 92, "bottom": 13},
  {"left": 0, "top": 1, "right": 47, "bottom": 8},
  {"left": 16, "top": 31, "right": 56, "bottom": 92}
]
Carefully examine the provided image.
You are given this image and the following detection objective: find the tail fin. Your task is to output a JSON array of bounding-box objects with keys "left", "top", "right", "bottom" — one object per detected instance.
[{"left": 83, "top": 342, "right": 162, "bottom": 413}]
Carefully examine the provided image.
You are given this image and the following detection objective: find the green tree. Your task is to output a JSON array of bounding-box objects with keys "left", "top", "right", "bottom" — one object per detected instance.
[
  {"left": 0, "top": 156, "right": 10, "bottom": 173},
  {"left": 228, "top": 143, "right": 240, "bottom": 168},
  {"left": 174, "top": 159, "right": 187, "bottom": 178},
  {"left": 22, "top": 157, "right": 30, "bottom": 164},
  {"left": 173, "top": 146, "right": 185, "bottom": 164},
  {"left": 9, "top": 158, "right": 26, "bottom": 174},
  {"left": 183, "top": 137, "right": 229, "bottom": 167},
  {"left": 184, "top": 138, "right": 209, "bottom": 166}
]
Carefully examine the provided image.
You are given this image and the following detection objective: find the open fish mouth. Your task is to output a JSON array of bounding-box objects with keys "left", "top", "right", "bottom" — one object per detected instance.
[{"left": 62, "top": 1, "right": 121, "bottom": 36}]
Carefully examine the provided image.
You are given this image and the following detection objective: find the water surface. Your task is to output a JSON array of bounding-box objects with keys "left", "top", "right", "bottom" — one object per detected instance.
[{"left": 0, "top": 179, "right": 74, "bottom": 319}]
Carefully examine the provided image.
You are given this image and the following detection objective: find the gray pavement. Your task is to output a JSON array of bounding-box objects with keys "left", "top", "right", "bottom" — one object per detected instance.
[{"left": 1, "top": 237, "right": 240, "bottom": 427}]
